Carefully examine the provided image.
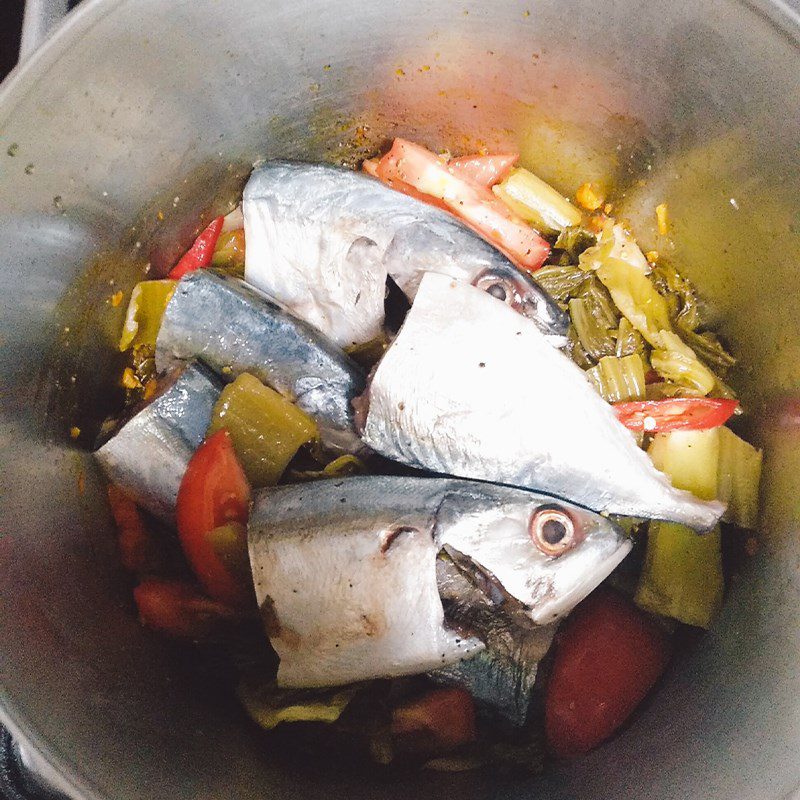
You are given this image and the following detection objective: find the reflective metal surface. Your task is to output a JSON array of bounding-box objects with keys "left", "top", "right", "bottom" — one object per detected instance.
[{"left": 0, "top": 0, "right": 799, "bottom": 798}]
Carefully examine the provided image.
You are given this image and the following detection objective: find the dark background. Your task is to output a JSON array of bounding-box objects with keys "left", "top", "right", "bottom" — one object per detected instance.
[{"left": 0, "top": 0, "right": 25, "bottom": 80}]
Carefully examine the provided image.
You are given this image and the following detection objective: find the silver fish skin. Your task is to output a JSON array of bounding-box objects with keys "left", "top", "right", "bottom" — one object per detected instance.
[
  {"left": 94, "top": 362, "right": 222, "bottom": 523},
  {"left": 247, "top": 475, "right": 630, "bottom": 688},
  {"left": 155, "top": 270, "right": 366, "bottom": 454},
  {"left": 430, "top": 556, "right": 557, "bottom": 726},
  {"left": 242, "top": 161, "right": 568, "bottom": 348},
  {"left": 360, "top": 272, "right": 725, "bottom": 531}
]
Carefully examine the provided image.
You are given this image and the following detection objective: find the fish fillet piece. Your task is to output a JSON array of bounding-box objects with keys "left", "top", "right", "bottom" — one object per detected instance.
[
  {"left": 94, "top": 362, "right": 222, "bottom": 523},
  {"left": 243, "top": 161, "right": 568, "bottom": 348},
  {"left": 360, "top": 273, "right": 724, "bottom": 530},
  {"left": 155, "top": 270, "right": 365, "bottom": 454}
]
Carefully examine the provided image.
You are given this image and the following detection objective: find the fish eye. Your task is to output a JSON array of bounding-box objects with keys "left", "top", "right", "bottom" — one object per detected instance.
[
  {"left": 485, "top": 282, "right": 507, "bottom": 302},
  {"left": 529, "top": 506, "right": 577, "bottom": 557},
  {"left": 473, "top": 273, "right": 518, "bottom": 307}
]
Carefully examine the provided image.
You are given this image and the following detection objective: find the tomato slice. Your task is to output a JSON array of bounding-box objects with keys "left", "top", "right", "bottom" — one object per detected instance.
[
  {"left": 614, "top": 398, "right": 739, "bottom": 432},
  {"left": 134, "top": 579, "right": 236, "bottom": 639},
  {"left": 391, "top": 688, "right": 476, "bottom": 750},
  {"left": 545, "top": 589, "right": 671, "bottom": 758},
  {"left": 168, "top": 215, "right": 225, "bottom": 279},
  {"left": 375, "top": 139, "right": 550, "bottom": 272},
  {"left": 107, "top": 484, "right": 166, "bottom": 575},
  {"left": 175, "top": 429, "right": 252, "bottom": 608},
  {"left": 448, "top": 153, "right": 519, "bottom": 187}
]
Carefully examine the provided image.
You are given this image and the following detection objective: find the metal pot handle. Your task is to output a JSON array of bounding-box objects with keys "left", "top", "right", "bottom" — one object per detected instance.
[{"left": 19, "top": 0, "right": 70, "bottom": 62}]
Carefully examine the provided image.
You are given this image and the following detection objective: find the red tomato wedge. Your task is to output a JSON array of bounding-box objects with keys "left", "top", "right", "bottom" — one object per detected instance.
[
  {"left": 134, "top": 579, "right": 236, "bottom": 639},
  {"left": 391, "top": 688, "right": 476, "bottom": 750},
  {"left": 448, "top": 153, "right": 519, "bottom": 187},
  {"left": 107, "top": 484, "right": 165, "bottom": 575},
  {"left": 545, "top": 589, "right": 671, "bottom": 758},
  {"left": 175, "top": 429, "right": 252, "bottom": 608},
  {"left": 168, "top": 215, "right": 225, "bottom": 279},
  {"left": 613, "top": 398, "right": 739, "bottom": 433},
  {"left": 374, "top": 139, "right": 550, "bottom": 272}
]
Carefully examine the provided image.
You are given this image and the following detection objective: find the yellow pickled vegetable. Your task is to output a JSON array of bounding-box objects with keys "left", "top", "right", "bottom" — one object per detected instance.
[
  {"left": 237, "top": 676, "right": 356, "bottom": 731},
  {"left": 492, "top": 167, "right": 582, "bottom": 232},
  {"left": 211, "top": 229, "right": 246, "bottom": 275},
  {"left": 208, "top": 373, "right": 318, "bottom": 487},
  {"left": 118, "top": 280, "right": 177, "bottom": 351}
]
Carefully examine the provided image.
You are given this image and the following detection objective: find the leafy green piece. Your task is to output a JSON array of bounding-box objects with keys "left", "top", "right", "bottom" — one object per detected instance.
[
  {"left": 593, "top": 260, "right": 672, "bottom": 347},
  {"left": 586, "top": 354, "right": 647, "bottom": 403},
  {"left": 237, "top": 677, "right": 357, "bottom": 730},
  {"left": 677, "top": 327, "right": 736, "bottom": 376},
  {"left": 651, "top": 331, "right": 717, "bottom": 395},
  {"left": 615, "top": 317, "right": 646, "bottom": 358},
  {"left": 553, "top": 226, "right": 597, "bottom": 263},
  {"left": 579, "top": 222, "right": 651, "bottom": 275},
  {"left": 569, "top": 297, "right": 615, "bottom": 361},
  {"left": 566, "top": 326, "right": 594, "bottom": 370},
  {"left": 533, "top": 264, "right": 587, "bottom": 302}
]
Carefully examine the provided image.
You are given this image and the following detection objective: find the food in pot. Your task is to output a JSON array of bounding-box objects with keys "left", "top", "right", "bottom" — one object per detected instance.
[{"left": 91, "top": 137, "right": 762, "bottom": 773}]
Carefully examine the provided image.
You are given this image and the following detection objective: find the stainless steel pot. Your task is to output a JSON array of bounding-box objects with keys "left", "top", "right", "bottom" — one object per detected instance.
[{"left": 1, "top": 0, "right": 799, "bottom": 798}]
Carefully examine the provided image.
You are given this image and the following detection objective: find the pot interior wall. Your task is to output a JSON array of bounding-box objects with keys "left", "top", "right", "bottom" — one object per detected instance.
[{"left": 0, "top": 0, "right": 799, "bottom": 798}]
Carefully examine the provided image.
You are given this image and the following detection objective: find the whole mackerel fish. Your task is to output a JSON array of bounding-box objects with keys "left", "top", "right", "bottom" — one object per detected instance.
[
  {"left": 247, "top": 475, "right": 630, "bottom": 689},
  {"left": 155, "top": 270, "right": 366, "bottom": 454},
  {"left": 358, "top": 272, "right": 725, "bottom": 530},
  {"left": 242, "top": 161, "right": 568, "bottom": 349},
  {"left": 94, "top": 361, "right": 221, "bottom": 523}
]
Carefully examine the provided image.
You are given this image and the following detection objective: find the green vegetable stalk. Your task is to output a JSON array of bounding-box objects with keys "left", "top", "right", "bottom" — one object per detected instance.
[
  {"left": 585, "top": 354, "right": 646, "bottom": 403},
  {"left": 492, "top": 168, "right": 583, "bottom": 233},
  {"left": 635, "top": 522, "right": 723, "bottom": 629},
  {"left": 717, "top": 427, "right": 763, "bottom": 529},
  {"left": 568, "top": 297, "right": 616, "bottom": 361},
  {"left": 635, "top": 429, "right": 724, "bottom": 628}
]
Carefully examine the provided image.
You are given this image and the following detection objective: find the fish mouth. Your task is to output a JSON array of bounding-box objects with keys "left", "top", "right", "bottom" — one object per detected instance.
[{"left": 527, "top": 536, "right": 633, "bottom": 625}]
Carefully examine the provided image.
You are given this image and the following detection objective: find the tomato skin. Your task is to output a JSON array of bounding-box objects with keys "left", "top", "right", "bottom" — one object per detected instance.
[
  {"left": 448, "top": 153, "right": 519, "bottom": 187},
  {"left": 545, "top": 589, "right": 671, "bottom": 758},
  {"left": 134, "top": 579, "right": 236, "bottom": 639},
  {"left": 175, "top": 429, "right": 252, "bottom": 608},
  {"left": 168, "top": 216, "right": 225, "bottom": 279},
  {"left": 614, "top": 398, "right": 739, "bottom": 433},
  {"left": 391, "top": 688, "right": 476, "bottom": 750},
  {"left": 375, "top": 139, "right": 550, "bottom": 272}
]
